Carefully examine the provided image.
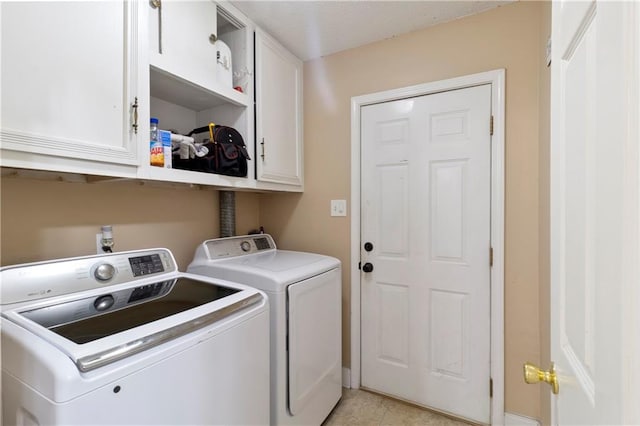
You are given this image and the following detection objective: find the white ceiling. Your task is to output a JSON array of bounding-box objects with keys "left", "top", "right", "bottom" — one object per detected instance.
[{"left": 230, "top": 1, "right": 515, "bottom": 61}]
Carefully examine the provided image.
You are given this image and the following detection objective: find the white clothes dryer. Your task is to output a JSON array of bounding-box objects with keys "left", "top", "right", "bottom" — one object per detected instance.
[{"left": 188, "top": 234, "right": 342, "bottom": 426}]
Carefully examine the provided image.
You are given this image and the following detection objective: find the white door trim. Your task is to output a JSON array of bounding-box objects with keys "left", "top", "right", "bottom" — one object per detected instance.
[
  {"left": 624, "top": 4, "right": 640, "bottom": 422},
  {"left": 350, "top": 69, "right": 505, "bottom": 425}
]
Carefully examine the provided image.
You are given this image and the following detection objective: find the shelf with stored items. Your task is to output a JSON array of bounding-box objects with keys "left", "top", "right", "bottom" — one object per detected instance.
[
  {"left": 141, "top": 1, "right": 304, "bottom": 192},
  {"left": 0, "top": 0, "right": 143, "bottom": 178},
  {"left": 138, "top": 0, "right": 270, "bottom": 188}
]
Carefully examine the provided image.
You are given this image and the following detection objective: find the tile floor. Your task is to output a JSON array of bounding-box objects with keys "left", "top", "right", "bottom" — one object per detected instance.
[{"left": 323, "top": 388, "right": 473, "bottom": 426}]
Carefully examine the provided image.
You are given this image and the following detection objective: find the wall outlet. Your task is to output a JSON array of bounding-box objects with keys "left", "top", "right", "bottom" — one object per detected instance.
[{"left": 331, "top": 199, "right": 347, "bottom": 217}]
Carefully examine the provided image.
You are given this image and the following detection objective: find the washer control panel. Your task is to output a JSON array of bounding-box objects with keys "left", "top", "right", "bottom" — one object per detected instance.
[
  {"left": 0, "top": 249, "right": 178, "bottom": 305},
  {"left": 205, "top": 234, "right": 276, "bottom": 258},
  {"left": 129, "top": 254, "right": 165, "bottom": 277},
  {"left": 94, "top": 263, "right": 116, "bottom": 281}
]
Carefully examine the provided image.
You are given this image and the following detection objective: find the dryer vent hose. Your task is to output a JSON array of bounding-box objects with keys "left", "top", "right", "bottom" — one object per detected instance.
[{"left": 219, "top": 191, "right": 236, "bottom": 238}]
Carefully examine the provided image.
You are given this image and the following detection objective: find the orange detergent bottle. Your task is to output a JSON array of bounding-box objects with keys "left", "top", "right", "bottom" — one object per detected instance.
[{"left": 150, "top": 117, "right": 164, "bottom": 167}]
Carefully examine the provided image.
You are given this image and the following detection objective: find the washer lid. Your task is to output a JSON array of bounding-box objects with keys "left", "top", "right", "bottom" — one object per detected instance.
[
  {"left": 237, "top": 250, "right": 329, "bottom": 272},
  {"left": 23, "top": 277, "right": 239, "bottom": 344},
  {"left": 189, "top": 250, "right": 340, "bottom": 291},
  {"left": 2, "top": 275, "right": 264, "bottom": 372}
]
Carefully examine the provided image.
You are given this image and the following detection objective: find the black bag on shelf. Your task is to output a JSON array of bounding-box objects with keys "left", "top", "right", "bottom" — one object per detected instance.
[{"left": 173, "top": 123, "right": 250, "bottom": 177}]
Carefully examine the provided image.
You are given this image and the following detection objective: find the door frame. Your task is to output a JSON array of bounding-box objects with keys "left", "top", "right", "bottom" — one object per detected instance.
[{"left": 350, "top": 69, "right": 505, "bottom": 424}]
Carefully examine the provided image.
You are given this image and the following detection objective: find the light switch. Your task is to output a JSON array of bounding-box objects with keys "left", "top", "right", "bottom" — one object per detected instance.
[{"left": 331, "top": 199, "right": 347, "bottom": 217}]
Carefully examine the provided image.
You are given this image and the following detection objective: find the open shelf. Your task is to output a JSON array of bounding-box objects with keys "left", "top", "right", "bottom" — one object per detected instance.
[{"left": 150, "top": 66, "right": 249, "bottom": 111}]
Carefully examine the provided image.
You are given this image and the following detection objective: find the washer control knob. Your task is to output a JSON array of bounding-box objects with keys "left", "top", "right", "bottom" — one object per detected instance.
[
  {"left": 240, "top": 241, "right": 251, "bottom": 252},
  {"left": 94, "top": 263, "right": 116, "bottom": 281},
  {"left": 94, "top": 294, "right": 115, "bottom": 311}
]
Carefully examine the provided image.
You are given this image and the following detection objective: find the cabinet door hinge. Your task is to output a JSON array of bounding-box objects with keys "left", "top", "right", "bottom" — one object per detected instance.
[
  {"left": 490, "top": 378, "right": 493, "bottom": 398},
  {"left": 490, "top": 247, "right": 494, "bottom": 267},
  {"left": 490, "top": 115, "right": 494, "bottom": 136}
]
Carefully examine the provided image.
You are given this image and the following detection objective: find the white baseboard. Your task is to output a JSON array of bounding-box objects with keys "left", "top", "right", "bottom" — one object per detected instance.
[
  {"left": 342, "top": 367, "right": 351, "bottom": 388},
  {"left": 504, "top": 412, "right": 540, "bottom": 426}
]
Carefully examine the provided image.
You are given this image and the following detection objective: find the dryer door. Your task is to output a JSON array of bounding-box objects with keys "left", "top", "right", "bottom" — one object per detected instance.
[{"left": 287, "top": 267, "right": 342, "bottom": 415}]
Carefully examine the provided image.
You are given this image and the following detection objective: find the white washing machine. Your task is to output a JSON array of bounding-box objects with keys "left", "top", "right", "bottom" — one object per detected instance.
[
  {"left": 188, "top": 234, "right": 342, "bottom": 426},
  {"left": 1, "top": 248, "right": 270, "bottom": 425}
]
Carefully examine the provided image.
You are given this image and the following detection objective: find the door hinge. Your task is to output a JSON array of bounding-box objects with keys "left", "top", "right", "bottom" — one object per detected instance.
[
  {"left": 490, "top": 378, "right": 493, "bottom": 398},
  {"left": 490, "top": 115, "right": 494, "bottom": 136},
  {"left": 489, "top": 247, "right": 494, "bottom": 267}
]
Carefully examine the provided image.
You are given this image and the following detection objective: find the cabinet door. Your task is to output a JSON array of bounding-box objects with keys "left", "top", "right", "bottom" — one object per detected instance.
[
  {"left": 255, "top": 30, "right": 303, "bottom": 187},
  {"left": 149, "top": 0, "right": 218, "bottom": 90},
  {"left": 0, "top": 1, "right": 140, "bottom": 170}
]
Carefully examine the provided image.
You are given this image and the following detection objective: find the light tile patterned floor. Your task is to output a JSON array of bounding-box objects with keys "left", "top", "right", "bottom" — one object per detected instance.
[{"left": 323, "top": 388, "right": 473, "bottom": 426}]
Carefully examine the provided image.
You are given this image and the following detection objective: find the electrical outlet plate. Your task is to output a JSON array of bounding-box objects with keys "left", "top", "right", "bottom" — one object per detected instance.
[{"left": 331, "top": 199, "right": 347, "bottom": 217}]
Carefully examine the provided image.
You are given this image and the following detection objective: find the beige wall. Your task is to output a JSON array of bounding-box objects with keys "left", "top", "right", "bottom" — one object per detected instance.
[
  {"left": 259, "top": 1, "right": 546, "bottom": 419},
  {"left": 0, "top": 176, "right": 260, "bottom": 269}
]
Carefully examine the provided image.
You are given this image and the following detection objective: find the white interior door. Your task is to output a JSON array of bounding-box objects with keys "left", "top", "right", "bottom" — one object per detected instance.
[
  {"left": 360, "top": 85, "right": 492, "bottom": 423},
  {"left": 550, "top": 1, "right": 640, "bottom": 424}
]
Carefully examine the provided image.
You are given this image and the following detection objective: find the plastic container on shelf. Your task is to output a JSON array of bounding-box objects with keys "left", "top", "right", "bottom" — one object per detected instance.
[
  {"left": 216, "top": 40, "right": 232, "bottom": 88},
  {"left": 159, "top": 130, "right": 172, "bottom": 169},
  {"left": 150, "top": 117, "right": 164, "bottom": 167}
]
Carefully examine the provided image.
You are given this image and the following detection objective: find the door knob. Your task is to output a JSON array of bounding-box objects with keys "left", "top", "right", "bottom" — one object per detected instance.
[
  {"left": 523, "top": 362, "right": 559, "bottom": 394},
  {"left": 362, "top": 262, "right": 374, "bottom": 273}
]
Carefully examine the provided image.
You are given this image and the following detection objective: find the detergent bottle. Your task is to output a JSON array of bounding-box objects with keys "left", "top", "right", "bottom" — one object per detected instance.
[{"left": 150, "top": 117, "right": 164, "bottom": 167}]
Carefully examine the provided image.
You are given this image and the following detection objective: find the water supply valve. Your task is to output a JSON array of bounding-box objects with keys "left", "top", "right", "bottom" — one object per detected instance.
[{"left": 96, "top": 225, "right": 115, "bottom": 254}]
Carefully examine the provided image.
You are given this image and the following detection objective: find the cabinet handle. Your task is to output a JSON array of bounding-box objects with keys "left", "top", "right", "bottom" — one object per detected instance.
[
  {"left": 150, "top": 0, "right": 162, "bottom": 54},
  {"left": 261, "top": 138, "right": 265, "bottom": 161},
  {"left": 132, "top": 97, "right": 139, "bottom": 134}
]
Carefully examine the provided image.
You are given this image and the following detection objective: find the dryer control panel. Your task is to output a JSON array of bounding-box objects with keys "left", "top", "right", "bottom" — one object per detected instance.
[{"left": 204, "top": 235, "right": 276, "bottom": 259}]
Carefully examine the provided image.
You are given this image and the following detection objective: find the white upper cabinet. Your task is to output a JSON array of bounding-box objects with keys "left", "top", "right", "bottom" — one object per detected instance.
[
  {"left": 255, "top": 29, "right": 304, "bottom": 187},
  {"left": 0, "top": 1, "right": 142, "bottom": 176},
  {"left": 149, "top": 0, "right": 221, "bottom": 98},
  {"left": 147, "top": 1, "right": 249, "bottom": 111},
  {"left": 0, "top": 1, "right": 304, "bottom": 192}
]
